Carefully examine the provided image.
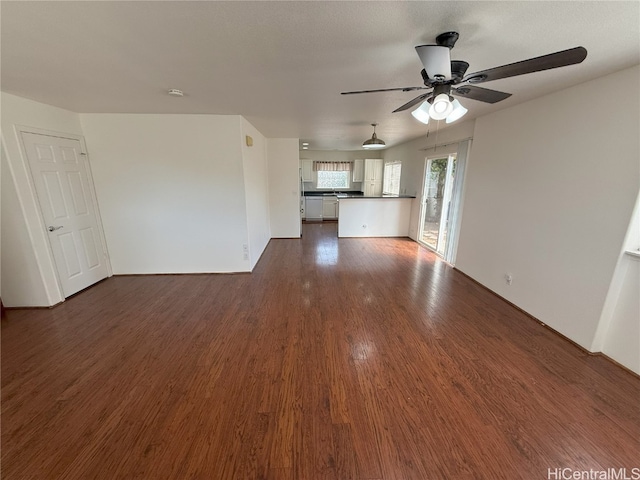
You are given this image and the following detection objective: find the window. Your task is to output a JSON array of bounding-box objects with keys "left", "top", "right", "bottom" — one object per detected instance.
[
  {"left": 314, "top": 161, "right": 352, "bottom": 189},
  {"left": 317, "top": 171, "right": 350, "bottom": 189},
  {"left": 383, "top": 162, "right": 402, "bottom": 195}
]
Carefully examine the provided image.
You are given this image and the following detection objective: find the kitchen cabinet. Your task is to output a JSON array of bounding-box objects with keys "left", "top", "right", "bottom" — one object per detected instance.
[
  {"left": 364, "top": 158, "right": 383, "bottom": 182},
  {"left": 301, "top": 159, "right": 313, "bottom": 182},
  {"left": 362, "top": 159, "right": 383, "bottom": 195},
  {"left": 322, "top": 195, "right": 338, "bottom": 219},
  {"left": 363, "top": 181, "right": 383, "bottom": 197},
  {"left": 352, "top": 159, "right": 364, "bottom": 182}
]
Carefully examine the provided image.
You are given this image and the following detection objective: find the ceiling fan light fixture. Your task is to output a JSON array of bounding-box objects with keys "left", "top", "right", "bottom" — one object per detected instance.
[
  {"left": 445, "top": 99, "right": 468, "bottom": 124},
  {"left": 429, "top": 93, "right": 453, "bottom": 120},
  {"left": 411, "top": 101, "right": 431, "bottom": 124},
  {"left": 362, "top": 123, "right": 386, "bottom": 149}
]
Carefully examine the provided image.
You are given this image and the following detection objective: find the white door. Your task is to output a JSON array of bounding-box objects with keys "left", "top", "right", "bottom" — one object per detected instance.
[{"left": 22, "top": 132, "right": 109, "bottom": 297}]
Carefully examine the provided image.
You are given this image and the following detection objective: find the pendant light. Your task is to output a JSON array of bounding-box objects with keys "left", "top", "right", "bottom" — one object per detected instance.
[{"left": 362, "top": 123, "right": 386, "bottom": 149}]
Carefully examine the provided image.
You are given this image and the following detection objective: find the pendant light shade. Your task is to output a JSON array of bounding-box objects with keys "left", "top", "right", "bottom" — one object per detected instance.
[
  {"left": 362, "top": 123, "right": 386, "bottom": 149},
  {"left": 428, "top": 93, "right": 454, "bottom": 120},
  {"left": 411, "top": 101, "right": 431, "bottom": 124},
  {"left": 411, "top": 96, "right": 468, "bottom": 125},
  {"left": 445, "top": 99, "right": 468, "bottom": 123}
]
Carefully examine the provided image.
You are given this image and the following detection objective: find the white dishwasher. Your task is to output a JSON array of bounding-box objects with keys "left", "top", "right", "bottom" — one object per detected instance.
[{"left": 305, "top": 197, "right": 323, "bottom": 221}]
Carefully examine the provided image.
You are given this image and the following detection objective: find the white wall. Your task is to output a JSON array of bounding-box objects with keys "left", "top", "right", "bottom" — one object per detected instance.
[
  {"left": 267, "top": 138, "right": 300, "bottom": 238},
  {"left": 594, "top": 192, "right": 640, "bottom": 374},
  {"left": 0, "top": 141, "right": 2, "bottom": 303},
  {"left": 80, "top": 114, "right": 252, "bottom": 274},
  {"left": 381, "top": 120, "right": 476, "bottom": 241},
  {"left": 2, "top": 145, "right": 49, "bottom": 306},
  {"left": 338, "top": 198, "right": 411, "bottom": 237},
  {"left": 241, "top": 118, "right": 271, "bottom": 269},
  {"left": 455, "top": 66, "right": 640, "bottom": 351},
  {"left": 1, "top": 92, "right": 85, "bottom": 306},
  {"left": 0, "top": 94, "right": 286, "bottom": 304},
  {"left": 603, "top": 259, "right": 639, "bottom": 373}
]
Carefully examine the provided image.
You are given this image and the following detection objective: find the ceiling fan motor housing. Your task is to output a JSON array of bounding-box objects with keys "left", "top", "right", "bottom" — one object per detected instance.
[
  {"left": 432, "top": 83, "right": 452, "bottom": 99},
  {"left": 421, "top": 60, "right": 469, "bottom": 87}
]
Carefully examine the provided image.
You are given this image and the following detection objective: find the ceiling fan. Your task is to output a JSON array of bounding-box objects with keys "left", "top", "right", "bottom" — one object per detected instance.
[{"left": 342, "top": 32, "right": 587, "bottom": 123}]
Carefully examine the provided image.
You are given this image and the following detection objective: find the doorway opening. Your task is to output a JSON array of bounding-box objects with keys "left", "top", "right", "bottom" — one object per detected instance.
[
  {"left": 419, "top": 155, "right": 455, "bottom": 255},
  {"left": 417, "top": 138, "right": 470, "bottom": 265}
]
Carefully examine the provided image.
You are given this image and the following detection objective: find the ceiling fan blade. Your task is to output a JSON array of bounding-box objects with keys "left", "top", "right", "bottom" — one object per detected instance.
[
  {"left": 463, "top": 46, "right": 587, "bottom": 84},
  {"left": 341, "top": 86, "right": 428, "bottom": 95},
  {"left": 392, "top": 92, "right": 432, "bottom": 113},
  {"left": 415, "top": 45, "right": 452, "bottom": 80},
  {"left": 454, "top": 85, "right": 512, "bottom": 104}
]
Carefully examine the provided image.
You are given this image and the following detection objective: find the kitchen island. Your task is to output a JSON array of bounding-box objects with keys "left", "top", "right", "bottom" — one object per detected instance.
[{"left": 337, "top": 195, "right": 414, "bottom": 238}]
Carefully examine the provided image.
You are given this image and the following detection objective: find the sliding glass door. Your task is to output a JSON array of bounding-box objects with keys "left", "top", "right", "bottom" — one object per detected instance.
[{"left": 419, "top": 155, "right": 456, "bottom": 256}]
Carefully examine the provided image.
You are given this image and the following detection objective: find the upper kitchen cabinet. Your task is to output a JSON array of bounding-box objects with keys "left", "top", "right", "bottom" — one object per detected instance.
[
  {"left": 301, "top": 159, "right": 313, "bottom": 182},
  {"left": 362, "top": 159, "right": 383, "bottom": 195},
  {"left": 352, "top": 159, "right": 364, "bottom": 182},
  {"left": 364, "top": 159, "right": 383, "bottom": 182}
]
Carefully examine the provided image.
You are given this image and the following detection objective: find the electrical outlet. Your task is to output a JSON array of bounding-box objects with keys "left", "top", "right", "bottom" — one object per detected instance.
[
  {"left": 362, "top": 224, "right": 367, "bottom": 229},
  {"left": 505, "top": 273, "right": 513, "bottom": 285},
  {"left": 242, "top": 244, "right": 249, "bottom": 253}
]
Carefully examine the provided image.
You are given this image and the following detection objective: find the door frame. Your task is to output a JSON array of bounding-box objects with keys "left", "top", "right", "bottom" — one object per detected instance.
[
  {"left": 15, "top": 125, "right": 112, "bottom": 303},
  {"left": 415, "top": 139, "right": 472, "bottom": 265}
]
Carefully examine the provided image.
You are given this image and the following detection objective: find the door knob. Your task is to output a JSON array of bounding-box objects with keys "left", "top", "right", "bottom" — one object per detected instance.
[{"left": 48, "top": 225, "right": 63, "bottom": 232}]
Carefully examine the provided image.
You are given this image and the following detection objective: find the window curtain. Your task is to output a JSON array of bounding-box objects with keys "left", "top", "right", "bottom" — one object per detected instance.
[{"left": 313, "top": 161, "right": 352, "bottom": 172}]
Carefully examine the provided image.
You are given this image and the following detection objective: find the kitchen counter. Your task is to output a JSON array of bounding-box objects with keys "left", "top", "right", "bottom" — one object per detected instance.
[
  {"left": 303, "top": 191, "right": 415, "bottom": 199},
  {"left": 337, "top": 194, "right": 415, "bottom": 199},
  {"left": 303, "top": 191, "right": 363, "bottom": 197}
]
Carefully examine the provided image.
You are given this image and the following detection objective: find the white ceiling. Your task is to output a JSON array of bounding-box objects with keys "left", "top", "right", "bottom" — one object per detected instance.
[{"left": 2, "top": 1, "right": 639, "bottom": 151}]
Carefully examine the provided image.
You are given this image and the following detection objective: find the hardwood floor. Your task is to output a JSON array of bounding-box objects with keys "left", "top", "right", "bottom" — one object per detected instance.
[{"left": 2, "top": 222, "right": 639, "bottom": 479}]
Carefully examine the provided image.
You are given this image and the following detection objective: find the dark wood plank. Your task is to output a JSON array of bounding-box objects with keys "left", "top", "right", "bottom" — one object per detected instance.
[{"left": 2, "top": 222, "right": 639, "bottom": 479}]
